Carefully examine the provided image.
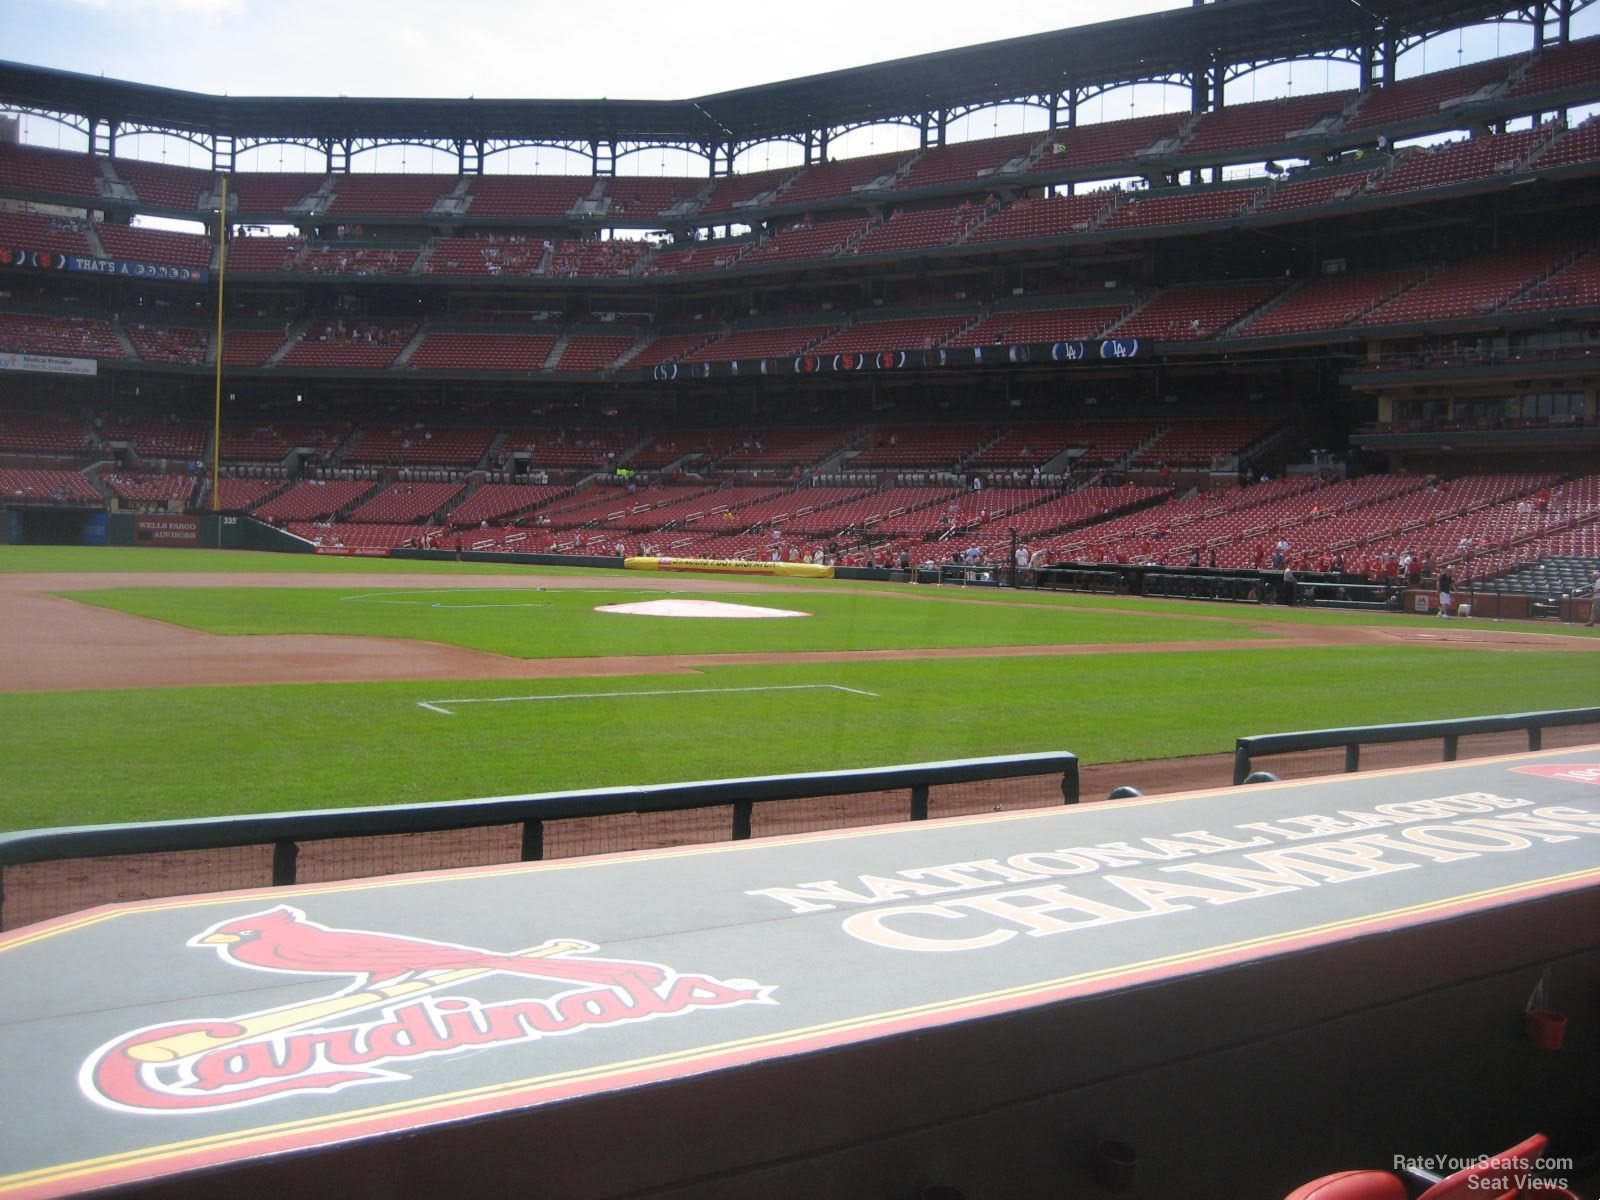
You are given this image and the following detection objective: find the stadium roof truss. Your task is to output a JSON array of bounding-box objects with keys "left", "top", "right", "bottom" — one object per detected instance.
[{"left": 0, "top": 0, "right": 1590, "bottom": 176}]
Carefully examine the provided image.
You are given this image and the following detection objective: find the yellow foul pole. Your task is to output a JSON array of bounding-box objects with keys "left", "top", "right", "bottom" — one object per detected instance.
[{"left": 210, "top": 176, "right": 228, "bottom": 514}]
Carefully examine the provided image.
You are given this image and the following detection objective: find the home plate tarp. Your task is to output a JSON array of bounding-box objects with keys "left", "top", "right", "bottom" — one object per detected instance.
[{"left": 4, "top": 749, "right": 1600, "bottom": 1198}]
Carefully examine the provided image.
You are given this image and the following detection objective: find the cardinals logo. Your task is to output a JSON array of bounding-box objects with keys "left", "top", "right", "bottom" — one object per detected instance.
[{"left": 81, "top": 906, "right": 775, "bottom": 1114}]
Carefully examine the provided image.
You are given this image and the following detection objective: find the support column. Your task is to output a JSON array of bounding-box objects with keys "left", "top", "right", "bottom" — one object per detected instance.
[{"left": 211, "top": 134, "right": 235, "bottom": 174}]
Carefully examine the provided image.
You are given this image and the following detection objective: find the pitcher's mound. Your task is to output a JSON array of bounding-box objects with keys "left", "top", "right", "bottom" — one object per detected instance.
[{"left": 596, "top": 598, "right": 810, "bottom": 619}]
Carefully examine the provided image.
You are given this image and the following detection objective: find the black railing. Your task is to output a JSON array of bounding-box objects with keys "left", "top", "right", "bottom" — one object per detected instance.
[
  {"left": 1233, "top": 707, "right": 1600, "bottom": 785},
  {"left": 0, "top": 753, "right": 1079, "bottom": 930}
]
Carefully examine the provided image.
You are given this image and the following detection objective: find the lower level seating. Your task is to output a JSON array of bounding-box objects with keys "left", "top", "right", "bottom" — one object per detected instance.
[{"left": 0, "top": 467, "right": 100, "bottom": 503}]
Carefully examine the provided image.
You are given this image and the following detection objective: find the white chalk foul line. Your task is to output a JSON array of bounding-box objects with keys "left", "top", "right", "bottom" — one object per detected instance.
[
  {"left": 416, "top": 683, "right": 879, "bottom": 715},
  {"left": 337, "top": 590, "right": 553, "bottom": 609}
]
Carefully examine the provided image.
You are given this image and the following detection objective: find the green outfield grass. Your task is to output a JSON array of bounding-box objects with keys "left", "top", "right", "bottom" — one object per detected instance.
[
  {"left": 2, "top": 647, "right": 1594, "bottom": 830},
  {"left": 62, "top": 585, "right": 1276, "bottom": 656},
  {"left": 3, "top": 545, "right": 1597, "bottom": 833}
]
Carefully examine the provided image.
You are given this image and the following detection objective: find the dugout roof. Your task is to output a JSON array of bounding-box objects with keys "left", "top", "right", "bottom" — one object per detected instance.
[{"left": 0, "top": 0, "right": 1539, "bottom": 147}]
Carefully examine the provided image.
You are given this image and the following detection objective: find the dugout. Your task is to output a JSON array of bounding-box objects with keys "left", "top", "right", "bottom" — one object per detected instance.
[{"left": 3, "top": 506, "right": 107, "bottom": 546}]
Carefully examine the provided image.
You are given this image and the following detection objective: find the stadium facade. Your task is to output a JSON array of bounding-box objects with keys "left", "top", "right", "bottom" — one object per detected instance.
[{"left": 0, "top": 0, "right": 1598, "bottom": 575}]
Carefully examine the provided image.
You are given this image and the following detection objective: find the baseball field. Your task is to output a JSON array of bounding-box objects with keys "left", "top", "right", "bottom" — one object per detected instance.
[{"left": 3, "top": 543, "right": 1597, "bottom": 834}]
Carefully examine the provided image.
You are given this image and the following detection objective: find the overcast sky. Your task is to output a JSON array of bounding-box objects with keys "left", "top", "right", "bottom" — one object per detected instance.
[
  {"left": 8, "top": 0, "right": 1592, "bottom": 176},
  {"left": 14, "top": 0, "right": 1191, "bottom": 100}
]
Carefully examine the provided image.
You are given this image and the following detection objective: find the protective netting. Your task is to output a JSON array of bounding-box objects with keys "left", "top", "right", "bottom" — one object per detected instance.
[
  {"left": 1240, "top": 721, "right": 1600, "bottom": 784},
  {"left": 2, "top": 845, "right": 274, "bottom": 932},
  {"left": 1, "top": 770, "right": 1078, "bottom": 930}
]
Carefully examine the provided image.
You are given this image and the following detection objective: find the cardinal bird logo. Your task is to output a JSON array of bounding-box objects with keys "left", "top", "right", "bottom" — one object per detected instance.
[
  {"left": 190, "top": 905, "right": 665, "bottom": 994},
  {"left": 82, "top": 905, "right": 776, "bottom": 1114}
]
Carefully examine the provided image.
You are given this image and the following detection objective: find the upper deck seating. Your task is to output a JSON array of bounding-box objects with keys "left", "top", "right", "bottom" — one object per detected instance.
[
  {"left": 1359, "top": 242, "right": 1581, "bottom": 324},
  {"left": 225, "top": 235, "right": 302, "bottom": 273},
  {"left": 1506, "top": 249, "right": 1600, "bottom": 311},
  {"left": 0, "top": 144, "right": 102, "bottom": 200},
  {"left": 0, "top": 312, "right": 125, "bottom": 359},
  {"left": 112, "top": 158, "right": 213, "bottom": 210},
  {"left": 604, "top": 177, "right": 708, "bottom": 218},
  {"left": 1112, "top": 281, "right": 1287, "bottom": 340},
  {"left": 639, "top": 243, "right": 748, "bottom": 275},
  {"left": 947, "top": 304, "right": 1128, "bottom": 347},
  {"left": 849, "top": 204, "right": 985, "bottom": 254},
  {"left": 702, "top": 167, "right": 797, "bottom": 212},
  {"left": 547, "top": 239, "right": 648, "bottom": 277},
  {"left": 343, "top": 426, "right": 493, "bottom": 467},
  {"left": 299, "top": 244, "right": 420, "bottom": 276},
  {"left": 228, "top": 172, "right": 326, "bottom": 214},
  {"left": 552, "top": 335, "right": 638, "bottom": 371},
  {"left": 1041, "top": 113, "right": 1187, "bottom": 171},
  {"left": 965, "top": 192, "right": 1115, "bottom": 244},
  {"left": 810, "top": 315, "right": 972, "bottom": 354},
  {"left": 739, "top": 216, "right": 871, "bottom": 266},
  {"left": 221, "top": 330, "right": 289, "bottom": 366},
  {"left": 717, "top": 427, "right": 855, "bottom": 469},
  {"left": 852, "top": 425, "right": 995, "bottom": 469},
  {"left": 1258, "top": 168, "right": 1380, "bottom": 213},
  {"left": 893, "top": 132, "right": 1041, "bottom": 190},
  {"left": 97, "top": 223, "right": 212, "bottom": 268},
  {"left": 1181, "top": 90, "right": 1356, "bottom": 157},
  {"left": 408, "top": 332, "right": 557, "bottom": 371},
  {"left": 682, "top": 323, "right": 839, "bottom": 362},
  {"left": 467, "top": 174, "right": 591, "bottom": 218},
  {"left": 625, "top": 332, "right": 720, "bottom": 367},
  {"left": 775, "top": 150, "right": 911, "bottom": 206},
  {"left": 322, "top": 173, "right": 455, "bottom": 216},
  {"left": 0, "top": 212, "right": 91, "bottom": 256},
  {"left": 425, "top": 236, "right": 545, "bottom": 276},
  {"left": 1100, "top": 187, "right": 1263, "bottom": 230},
  {"left": 1535, "top": 116, "right": 1600, "bottom": 170},
  {"left": 278, "top": 322, "right": 415, "bottom": 369},
  {"left": 1344, "top": 54, "right": 1519, "bottom": 131},
  {"left": 1237, "top": 268, "right": 1426, "bottom": 336},
  {"left": 1508, "top": 36, "right": 1600, "bottom": 98},
  {"left": 1371, "top": 128, "right": 1549, "bottom": 196},
  {"left": 126, "top": 322, "right": 209, "bottom": 364}
]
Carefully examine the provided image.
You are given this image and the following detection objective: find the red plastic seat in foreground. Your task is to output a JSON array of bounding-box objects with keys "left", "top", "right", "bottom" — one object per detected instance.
[
  {"left": 1284, "top": 1133, "right": 1584, "bottom": 1200},
  {"left": 1284, "top": 1170, "right": 1408, "bottom": 1200}
]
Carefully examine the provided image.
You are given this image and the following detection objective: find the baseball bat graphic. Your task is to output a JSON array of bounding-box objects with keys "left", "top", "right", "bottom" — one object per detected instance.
[{"left": 125, "top": 939, "right": 590, "bottom": 1064}]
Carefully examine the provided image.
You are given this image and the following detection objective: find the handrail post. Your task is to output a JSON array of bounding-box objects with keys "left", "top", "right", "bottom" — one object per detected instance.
[
  {"left": 1443, "top": 735, "right": 1459, "bottom": 762},
  {"left": 732, "top": 800, "right": 754, "bottom": 840},
  {"left": 1529, "top": 725, "right": 1543, "bottom": 752},
  {"left": 1233, "top": 744, "right": 1251, "bottom": 786},
  {"left": 520, "top": 820, "right": 544, "bottom": 862},
  {"left": 909, "top": 785, "right": 929, "bottom": 822},
  {"left": 1061, "top": 760, "right": 1080, "bottom": 805},
  {"left": 1344, "top": 744, "right": 1360, "bottom": 774},
  {"left": 271, "top": 840, "right": 299, "bottom": 887}
]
